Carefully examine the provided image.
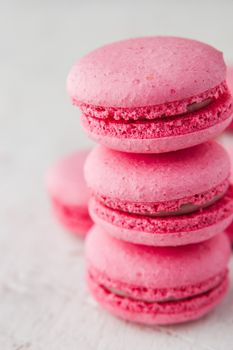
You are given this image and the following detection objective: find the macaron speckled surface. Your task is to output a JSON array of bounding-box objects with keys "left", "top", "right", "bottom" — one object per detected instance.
[
  {"left": 67, "top": 37, "right": 233, "bottom": 153},
  {"left": 84, "top": 141, "right": 233, "bottom": 246},
  {"left": 86, "top": 226, "right": 231, "bottom": 325},
  {"left": 46, "top": 150, "right": 92, "bottom": 236},
  {"left": 85, "top": 142, "right": 233, "bottom": 246}
]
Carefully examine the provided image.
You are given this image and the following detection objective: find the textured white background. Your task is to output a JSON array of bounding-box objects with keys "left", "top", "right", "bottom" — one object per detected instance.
[{"left": 1, "top": 0, "right": 233, "bottom": 349}]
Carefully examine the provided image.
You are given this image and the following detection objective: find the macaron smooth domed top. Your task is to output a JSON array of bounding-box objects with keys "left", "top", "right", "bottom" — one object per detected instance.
[
  {"left": 67, "top": 36, "right": 226, "bottom": 108},
  {"left": 46, "top": 150, "right": 89, "bottom": 207},
  {"left": 84, "top": 142, "right": 230, "bottom": 204},
  {"left": 86, "top": 226, "right": 231, "bottom": 289}
]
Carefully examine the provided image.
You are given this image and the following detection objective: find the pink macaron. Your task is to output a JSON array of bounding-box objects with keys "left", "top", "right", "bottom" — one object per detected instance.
[
  {"left": 46, "top": 150, "right": 93, "bottom": 236},
  {"left": 85, "top": 142, "right": 233, "bottom": 246},
  {"left": 86, "top": 226, "right": 230, "bottom": 325},
  {"left": 67, "top": 37, "right": 233, "bottom": 153}
]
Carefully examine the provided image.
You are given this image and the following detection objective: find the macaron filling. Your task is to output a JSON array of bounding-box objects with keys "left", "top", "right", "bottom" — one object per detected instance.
[
  {"left": 88, "top": 266, "right": 228, "bottom": 307},
  {"left": 186, "top": 98, "right": 212, "bottom": 113},
  {"left": 89, "top": 186, "right": 233, "bottom": 235},
  {"left": 92, "top": 178, "right": 229, "bottom": 216},
  {"left": 77, "top": 82, "right": 227, "bottom": 121},
  {"left": 81, "top": 90, "right": 232, "bottom": 140}
]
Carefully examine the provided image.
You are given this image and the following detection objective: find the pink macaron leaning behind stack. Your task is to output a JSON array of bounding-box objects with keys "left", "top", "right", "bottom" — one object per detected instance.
[
  {"left": 67, "top": 36, "right": 233, "bottom": 153},
  {"left": 85, "top": 142, "right": 233, "bottom": 246},
  {"left": 46, "top": 150, "right": 93, "bottom": 236},
  {"left": 86, "top": 226, "right": 231, "bottom": 325}
]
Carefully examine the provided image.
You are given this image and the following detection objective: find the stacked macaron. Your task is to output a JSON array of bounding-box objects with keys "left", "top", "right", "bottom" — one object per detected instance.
[{"left": 67, "top": 37, "right": 233, "bottom": 325}]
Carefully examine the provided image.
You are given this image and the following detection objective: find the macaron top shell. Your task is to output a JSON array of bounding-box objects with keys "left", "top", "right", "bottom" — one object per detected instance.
[
  {"left": 67, "top": 36, "right": 226, "bottom": 108},
  {"left": 86, "top": 226, "right": 231, "bottom": 289},
  {"left": 46, "top": 150, "right": 89, "bottom": 207},
  {"left": 84, "top": 142, "right": 230, "bottom": 203}
]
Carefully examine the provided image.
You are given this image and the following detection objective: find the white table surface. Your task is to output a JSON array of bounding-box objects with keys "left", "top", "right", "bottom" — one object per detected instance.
[{"left": 1, "top": 1, "right": 233, "bottom": 349}]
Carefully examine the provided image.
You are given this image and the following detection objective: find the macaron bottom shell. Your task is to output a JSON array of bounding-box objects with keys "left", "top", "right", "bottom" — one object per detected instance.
[
  {"left": 87, "top": 268, "right": 228, "bottom": 325},
  {"left": 90, "top": 210, "right": 232, "bottom": 247},
  {"left": 51, "top": 197, "right": 92, "bottom": 236},
  {"left": 81, "top": 115, "right": 232, "bottom": 153}
]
